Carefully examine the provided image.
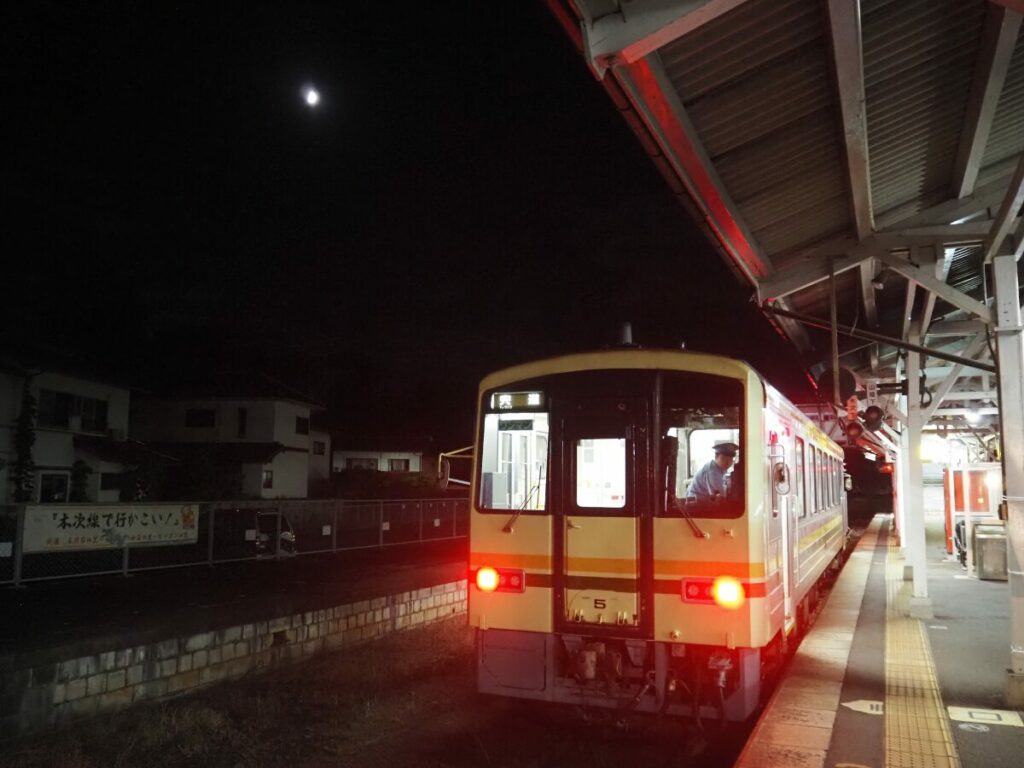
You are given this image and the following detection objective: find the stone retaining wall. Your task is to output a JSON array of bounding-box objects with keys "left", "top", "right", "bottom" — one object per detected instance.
[{"left": 1, "top": 579, "right": 467, "bottom": 738}]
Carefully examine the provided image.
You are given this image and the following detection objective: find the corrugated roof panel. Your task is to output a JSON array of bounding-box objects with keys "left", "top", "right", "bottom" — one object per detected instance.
[
  {"left": 656, "top": 0, "right": 852, "bottom": 259},
  {"left": 742, "top": 164, "right": 847, "bottom": 233},
  {"left": 681, "top": 45, "right": 834, "bottom": 159},
  {"left": 945, "top": 245, "right": 986, "bottom": 297},
  {"left": 752, "top": 192, "right": 851, "bottom": 257},
  {"left": 787, "top": 269, "right": 862, "bottom": 327},
  {"left": 981, "top": 28, "right": 1024, "bottom": 170},
  {"left": 863, "top": 0, "right": 987, "bottom": 217},
  {"left": 714, "top": 117, "right": 838, "bottom": 201},
  {"left": 658, "top": 0, "right": 813, "bottom": 100}
]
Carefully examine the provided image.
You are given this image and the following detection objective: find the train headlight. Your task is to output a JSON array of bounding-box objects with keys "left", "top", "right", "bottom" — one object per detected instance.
[{"left": 711, "top": 576, "right": 745, "bottom": 610}]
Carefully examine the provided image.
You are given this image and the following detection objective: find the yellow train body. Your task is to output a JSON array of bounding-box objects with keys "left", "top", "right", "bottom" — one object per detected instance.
[{"left": 468, "top": 349, "right": 845, "bottom": 720}]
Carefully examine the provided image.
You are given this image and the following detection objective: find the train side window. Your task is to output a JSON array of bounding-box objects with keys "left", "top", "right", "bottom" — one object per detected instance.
[
  {"left": 829, "top": 456, "right": 835, "bottom": 507},
  {"left": 819, "top": 450, "right": 826, "bottom": 512},
  {"left": 812, "top": 448, "right": 821, "bottom": 513},
  {"left": 823, "top": 454, "right": 830, "bottom": 508},
  {"left": 833, "top": 457, "right": 839, "bottom": 505},
  {"left": 795, "top": 437, "right": 805, "bottom": 517},
  {"left": 806, "top": 447, "right": 814, "bottom": 514},
  {"left": 831, "top": 456, "right": 839, "bottom": 505}
]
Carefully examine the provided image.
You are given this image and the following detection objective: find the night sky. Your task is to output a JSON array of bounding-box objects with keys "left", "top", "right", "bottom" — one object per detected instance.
[{"left": 9, "top": 2, "right": 812, "bottom": 447}]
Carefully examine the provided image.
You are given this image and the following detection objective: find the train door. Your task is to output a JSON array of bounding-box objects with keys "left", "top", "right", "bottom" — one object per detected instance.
[
  {"left": 552, "top": 397, "right": 648, "bottom": 634},
  {"left": 791, "top": 437, "right": 806, "bottom": 628},
  {"left": 769, "top": 441, "right": 793, "bottom": 630}
]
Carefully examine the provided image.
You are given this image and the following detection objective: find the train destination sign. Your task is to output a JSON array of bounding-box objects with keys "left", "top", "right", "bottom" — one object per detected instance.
[
  {"left": 22, "top": 504, "right": 200, "bottom": 552},
  {"left": 490, "top": 391, "right": 544, "bottom": 410}
]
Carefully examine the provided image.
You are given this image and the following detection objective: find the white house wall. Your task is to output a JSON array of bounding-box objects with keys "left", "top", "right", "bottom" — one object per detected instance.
[
  {"left": 308, "top": 430, "right": 330, "bottom": 484},
  {"left": 271, "top": 401, "right": 312, "bottom": 450},
  {"left": 89, "top": 459, "right": 125, "bottom": 504},
  {"left": 241, "top": 462, "right": 264, "bottom": 498},
  {"left": 130, "top": 398, "right": 316, "bottom": 500},
  {"left": 263, "top": 450, "right": 308, "bottom": 499},
  {"left": 131, "top": 399, "right": 278, "bottom": 443},
  {"left": 0, "top": 370, "right": 132, "bottom": 503},
  {"left": 331, "top": 451, "right": 423, "bottom": 473},
  {"left": 33, "top": 430, "right": 77, "bottom": 469}
]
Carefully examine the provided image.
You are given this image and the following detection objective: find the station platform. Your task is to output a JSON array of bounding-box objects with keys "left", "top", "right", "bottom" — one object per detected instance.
[{"left": 736, "top": 513, "right": 1021, "bottom": 768}]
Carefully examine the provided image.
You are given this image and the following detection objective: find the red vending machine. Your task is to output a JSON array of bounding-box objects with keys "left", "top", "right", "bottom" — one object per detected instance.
[{"left": 943, "top": 463, "right": 1001, "bottom": 554}]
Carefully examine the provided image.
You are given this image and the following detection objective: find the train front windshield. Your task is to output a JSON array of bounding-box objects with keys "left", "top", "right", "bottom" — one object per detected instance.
[
  {"left": 475, "top": 371, "right": 743, "bottom": 518},
  {"left": 662, "top": 371, "right": 743, "bottom": 517},
  {"left": 478, "top": 391, "right": 549, "bottom": 511}
]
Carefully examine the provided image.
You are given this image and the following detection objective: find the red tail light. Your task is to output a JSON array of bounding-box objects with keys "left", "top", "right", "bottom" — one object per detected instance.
[
  {"left": 711, "top": 576, "right": 745, "bottom": 609},
  {"left": 682, "top": 576, "right": 745, "bottom": 609},
  {"left": 473, "top": 566, "right": 526, "bottom": 593}
]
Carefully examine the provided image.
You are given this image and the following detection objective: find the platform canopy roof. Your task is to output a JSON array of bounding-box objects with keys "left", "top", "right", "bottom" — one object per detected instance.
[{"left": 550, "top": 0, "right": 1024, "bottom": 439}]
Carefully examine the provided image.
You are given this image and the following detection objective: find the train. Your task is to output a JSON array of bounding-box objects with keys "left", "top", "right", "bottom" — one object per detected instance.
[{"left": 467, "top": 348, "right": 847, "bottom": 721}]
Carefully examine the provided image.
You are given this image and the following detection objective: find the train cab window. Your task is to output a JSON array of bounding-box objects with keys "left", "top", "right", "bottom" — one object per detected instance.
[
  {"left": 575, "top": 438, "right": 626, "bottom": 508},
  {"left": 659, "top": 372, "right": 743, "bottom": 519},
  {"left": 479, "top": 408, "right": 550, "bottom": 512}
]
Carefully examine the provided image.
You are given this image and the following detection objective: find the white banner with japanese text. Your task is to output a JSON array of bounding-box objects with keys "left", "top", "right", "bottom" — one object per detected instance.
[{"left": 22, "top": 504, "right": 200, "bottom": 552}]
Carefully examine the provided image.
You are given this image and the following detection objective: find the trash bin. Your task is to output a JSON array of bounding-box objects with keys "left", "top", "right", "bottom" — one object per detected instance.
[{"left": 973, "top": 522, "right": 1008, "bottom": 581}]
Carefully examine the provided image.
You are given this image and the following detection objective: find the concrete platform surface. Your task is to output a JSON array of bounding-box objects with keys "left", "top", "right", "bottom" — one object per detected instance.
[{"left": 737, "top": 513, "right": 1022, "bottom": 768}]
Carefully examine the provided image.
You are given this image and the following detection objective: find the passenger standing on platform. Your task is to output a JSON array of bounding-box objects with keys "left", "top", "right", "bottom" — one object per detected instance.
[{"left": 688, "top": 441, "right": 739, "bottom": 500}]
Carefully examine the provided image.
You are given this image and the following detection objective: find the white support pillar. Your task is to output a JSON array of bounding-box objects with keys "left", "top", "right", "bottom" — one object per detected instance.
[
  {"left": 993, "top": 254, "right": 1024, "bottom": 704},
  {"left": 897, "top": 418, "right": 908, "bottom": 549},
  {"left": 906, "top": 322, "right": 933, "bottom": 617},
  {"left": 895, "top": 356, "right": 908, "bottom": 548}
]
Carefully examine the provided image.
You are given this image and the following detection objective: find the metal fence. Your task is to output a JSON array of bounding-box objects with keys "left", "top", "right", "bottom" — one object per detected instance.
[{"left": 0, "top": 498, "right": 468, "bottom": 586}]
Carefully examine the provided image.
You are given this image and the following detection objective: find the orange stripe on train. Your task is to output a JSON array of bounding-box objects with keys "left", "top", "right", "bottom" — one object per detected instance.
[{"left": 471, "top": 552, "right": 765, "bottom": 579}]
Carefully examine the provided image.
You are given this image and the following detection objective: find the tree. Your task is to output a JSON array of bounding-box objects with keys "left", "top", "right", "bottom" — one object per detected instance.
[
  {"left": 11, "top": 378, "right": 37, "bottom": 502},
  {"left": 69, "top": 459, "right": 93, "bottom": 502}
]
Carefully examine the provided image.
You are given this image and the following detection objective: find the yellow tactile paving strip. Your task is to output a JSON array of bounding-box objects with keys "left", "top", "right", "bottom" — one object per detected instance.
[{"left": 884, "top": 539, "right": 960, "bottom": 768}]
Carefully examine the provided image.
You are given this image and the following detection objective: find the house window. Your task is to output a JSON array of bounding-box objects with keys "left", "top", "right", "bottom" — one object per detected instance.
[
  {"left": 313, "top": 440, "right": 326, "bottom": 456},
  {"left": 295, "top": 416, "right": 310, "bottom": 435},
  {"left": 347, "top": 458, "right": 378, "bottom": 470},
  {"left": 185, "top": 408, "right": 215, "bottom": 428},
  {"left": 79, "top": 397, "right": 108, "bottom": 432},
  {"left": 389, "top": 458, "right": 409, "bottom": 472},
  {"left": 238, "top": 407, "right": 248, "bottom": 438},
  {"left": 39, "top": 473, "right": 70, "bottom": 503},
  {"left": 100, "top": 472, "right": 122, "bottom": 492},
  {"left": 37, "top": 389, "right": 73, "bottom": 429},
  {"left": 262, "top": 470, "right": 273, "bottom": 489}
]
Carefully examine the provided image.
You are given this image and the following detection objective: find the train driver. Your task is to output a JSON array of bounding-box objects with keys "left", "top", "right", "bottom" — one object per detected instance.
[{"left": 688, "top": 441, "right": 739, "bottom": 500}]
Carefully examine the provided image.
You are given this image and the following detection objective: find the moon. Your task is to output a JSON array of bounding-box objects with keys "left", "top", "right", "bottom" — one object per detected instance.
[{"left": 303, "top": 86, "right": 320, "bottom": 107}]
